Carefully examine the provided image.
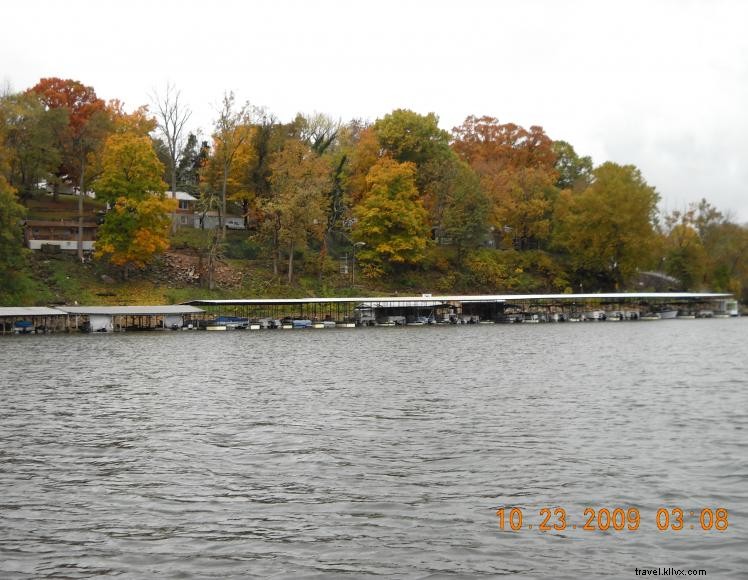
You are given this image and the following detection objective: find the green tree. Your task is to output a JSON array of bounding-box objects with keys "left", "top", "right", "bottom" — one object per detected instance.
[
  {"left": 0, "top": 92, "right": 66, "bottom": 199},
  {"left": 176, "top": 133, "right": 209, "bottom": 195},
  {"left": 552, "top": 140, "right": 593, "bottom": 191},
  {"left": 425, "top": 156, "right": 489, "bottom": 262},
  {"left": 372, "top": 110, "right": 453, "bottom": 201},
  {"left": 554, "top": 162, "right": 660, "bottom": 290},
  {"left": 374, "top": 109, "right": 451, "bottom": 169},
  {"left": 706, "top": 221, "right": 748, "bottom": 300},
  {"left": 353, "top": 158, "right": 430, "bottom": 277}
]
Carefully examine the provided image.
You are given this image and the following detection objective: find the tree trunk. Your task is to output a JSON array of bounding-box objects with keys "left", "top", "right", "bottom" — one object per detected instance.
[
  {"left": 287, "top": 240, "right": 294, "bottom": 284},
  {"left": 77, "top": 157, "right": 85, "bottom": 261},
  {"left": 271, "top": 218, "right": 279, "bottom": 276},
  {"left": 220, "top": 165, "right": 228, "bottom": 239},
  {"left": 318, "top": 238, "right": 328, "bottom": 282},
  {"left": 207, "top": 231, "right": 219, "bottom": 290},
  {"left": 171, "top": 162, "right": 178, "bottom": 234}
]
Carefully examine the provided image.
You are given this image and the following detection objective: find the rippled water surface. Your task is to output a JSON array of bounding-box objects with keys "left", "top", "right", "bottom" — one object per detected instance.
[{"left": 1, "top": 320, "right": 747, "bottom": 578}]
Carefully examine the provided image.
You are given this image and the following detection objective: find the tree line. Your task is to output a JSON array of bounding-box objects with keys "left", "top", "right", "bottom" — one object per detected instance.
[{"left": 1, "top": 78, "right": 746, "bottom": 302}]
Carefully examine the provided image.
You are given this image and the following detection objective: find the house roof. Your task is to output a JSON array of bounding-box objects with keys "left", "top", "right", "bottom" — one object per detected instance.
[{"left": 166, "top": 191, "right": 198, "bottom": 202}]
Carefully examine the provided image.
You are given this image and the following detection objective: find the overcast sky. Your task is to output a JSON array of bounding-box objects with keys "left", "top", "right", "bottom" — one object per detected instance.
[{"left": 3, "top": 0, "right": 747, "bottom": 221}]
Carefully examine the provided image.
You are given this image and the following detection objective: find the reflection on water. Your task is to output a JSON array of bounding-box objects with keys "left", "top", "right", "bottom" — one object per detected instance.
[{"left": 1, "top": 320, "right": 747, "bottom": 578}]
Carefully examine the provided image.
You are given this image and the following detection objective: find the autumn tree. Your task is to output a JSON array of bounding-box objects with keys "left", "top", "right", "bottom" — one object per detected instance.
[
  {"left": 211, "top": 92, "right": 254, "bottom": 238},
  {"left": 265, "top": 139, "right": 330, "bottom": 282},
  {"left": 661, "top": 207, "right": 710, "bottom": 289},
  {"left": 92, "top": 133, "right": 167, "bottom": 204},
  {"left": 452, "top": 116, "right": 558, "bottom": 249},
  {"left": 29, "top": 78, "right": 109, "bottom": 258},
  {"left": 554, "top": 162, "right": 660, "bottom": 290},
  {"left": 107, "top": 100, "right": 157, "bottom": 136},
  {"left": 95, "top": 196, "right": 176, "bottom": 279},
  {"left": 353, "top": 158, "right": 430, "bottom": 277},
  {"left": 298, "top": 112, "right": 341, "bottom": 155},
  {"left": 343, "top": 125, "right": 380, "bottom": 205},
  {"left": 0, "top": 137, "right": 28, "bottom": 301},
  {"left": 202, "top": 126, "right": 256, "bottom": 228}
]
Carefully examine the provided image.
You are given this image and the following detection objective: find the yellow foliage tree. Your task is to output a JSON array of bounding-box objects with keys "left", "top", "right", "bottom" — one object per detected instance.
[
  {"left": 93, "top": 132, "right": 167, "bottom": 204},
  {"left": 95, "top": 197, "right": 176, "bottom": 278},
  {"left": 353, "top": 158, "right": 430, "bottom": 277},
  {"left": 554, "top": 162, "right": 659, "bottom": 289}
]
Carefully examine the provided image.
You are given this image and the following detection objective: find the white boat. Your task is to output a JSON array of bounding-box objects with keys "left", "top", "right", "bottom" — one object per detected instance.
[
  {"left": 206, "top": 325, "right": 227, "bottom": 331},
  {"left": 641, "top": 313, "right": 661, "bottom": 321},
  {"left": 377, "top": 316, "right": 405, "bottom": 326},
  {"left": 312, "top": 322, "right": 325, "bottom": 329},
  {"left": 323, "top": 321, "right": 336, "bottom": 328},
  {"left": 606, "top": 311, "right": 623, "bottom": 321},
  {"left": 583, "top": 310, "right": 606, "bottom": 321},
  {"left": 659, "top": 309, "right": 678, "bottom": 319}
]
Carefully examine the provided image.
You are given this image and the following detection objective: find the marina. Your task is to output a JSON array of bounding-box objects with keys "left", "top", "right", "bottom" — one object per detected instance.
[{"left": 0, "top": 292, "right": 739, "bottom": 335}]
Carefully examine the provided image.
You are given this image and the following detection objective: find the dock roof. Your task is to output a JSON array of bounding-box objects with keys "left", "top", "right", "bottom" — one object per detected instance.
[
  {"left": 0, "top": 307, "right": 68, "bottom": 317},
  {"left": 56, "top": 305, "right": 204, "bottom": 315},
  {"left": 183, "top": 292, "right": 732, "bottom": 307}
]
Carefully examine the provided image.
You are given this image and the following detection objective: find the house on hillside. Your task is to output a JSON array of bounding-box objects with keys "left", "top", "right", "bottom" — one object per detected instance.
[
  {"left": 24, "top": 220, "right": 98, "bottom": 252},
  {"left": 164, "top": 191, "right": 245, "bottom": 230},
  {"left": 165, "top": 191, "right": 199, "bottom": 228}
]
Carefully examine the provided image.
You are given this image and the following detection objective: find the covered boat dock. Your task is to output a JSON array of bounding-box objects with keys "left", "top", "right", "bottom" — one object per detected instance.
[
  {"left": 0, "top": 307, "right": 70, "bottom": 334},
  {"left": 183, "top": 292, "right": 735, "bottom": 325},
  {"left": 55, "top": 305, "right": 205, "bottom": 332}
]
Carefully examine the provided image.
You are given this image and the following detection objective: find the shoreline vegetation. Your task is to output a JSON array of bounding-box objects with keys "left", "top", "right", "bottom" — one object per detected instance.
[{"left": 2, "top": 78, "right": 747, "bottom": 308}]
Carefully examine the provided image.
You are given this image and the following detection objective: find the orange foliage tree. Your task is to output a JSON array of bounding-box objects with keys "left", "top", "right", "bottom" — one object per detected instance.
[{"left": 452, "top": 116, "right": 558, "bottom": 250}]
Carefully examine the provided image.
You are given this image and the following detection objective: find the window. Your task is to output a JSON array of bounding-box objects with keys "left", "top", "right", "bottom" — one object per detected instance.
[{"left": 179, "top": 200, "right": 190, "bottom": 210}]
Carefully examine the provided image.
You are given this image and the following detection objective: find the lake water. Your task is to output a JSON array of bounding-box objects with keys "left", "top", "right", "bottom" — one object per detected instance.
[{"left": 1, "top": 320, "right": 747, "bottom": 579}]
